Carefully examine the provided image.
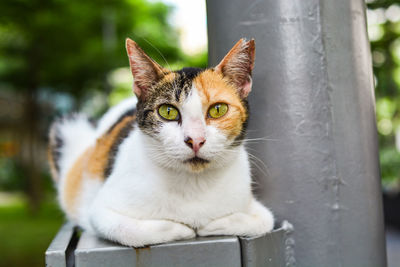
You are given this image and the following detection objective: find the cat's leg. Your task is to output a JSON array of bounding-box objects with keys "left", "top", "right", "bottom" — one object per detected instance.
[
  {"left": 89, "top": 206, "right": 196, "bottom": 247},
  {"left": 197, "top": 199, "right": 274, "bottom": 237}
]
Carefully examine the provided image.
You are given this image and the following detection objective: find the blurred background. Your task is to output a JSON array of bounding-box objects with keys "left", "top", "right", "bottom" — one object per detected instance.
[{"left": 0, "top": 0, "right": 399, "bottom": 266}]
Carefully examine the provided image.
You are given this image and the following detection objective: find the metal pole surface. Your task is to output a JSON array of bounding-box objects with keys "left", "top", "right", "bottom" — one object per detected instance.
[{"left": 206, "top": 0, "right": 387, "bottom": 266}]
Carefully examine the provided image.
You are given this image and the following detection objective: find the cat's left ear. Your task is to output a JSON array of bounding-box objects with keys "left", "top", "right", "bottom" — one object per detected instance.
[
  {"left": 126, "top": 38, "right": 166, "bottom": 101},
  {"left": 215, "top": 38, "right": 255, "bottom": 98}
]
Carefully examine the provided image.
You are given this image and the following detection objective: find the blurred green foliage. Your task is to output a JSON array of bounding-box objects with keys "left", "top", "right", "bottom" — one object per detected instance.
[
  {"left": 367, "top": 0, "right": 400, "bottom": 188},
  {"left": 0, "top": 0, "right": 185, "bottom": 101},
  {"left": 0, "top": 158, "right": 26, "bottom": 191},
  {"left": 0, "top": 201, "right": 64, "bottom": 267}
]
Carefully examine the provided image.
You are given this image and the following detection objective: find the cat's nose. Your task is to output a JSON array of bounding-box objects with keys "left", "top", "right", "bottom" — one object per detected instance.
[{"left": 184, "top": 136, "right": 206, "bottom": 153}]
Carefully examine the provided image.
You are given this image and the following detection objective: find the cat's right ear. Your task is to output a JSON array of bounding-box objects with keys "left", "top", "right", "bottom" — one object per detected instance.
[
  {"left": 126, "top": 38, "right": 165, "bottom": 100},
  {"left": 215, "top": 39, "right": 255, "bottom": 99}
]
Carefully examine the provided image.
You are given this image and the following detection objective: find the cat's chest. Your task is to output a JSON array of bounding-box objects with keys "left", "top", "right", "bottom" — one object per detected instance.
[
  {"left": 103, "top": 166, "right": 251, "bottom": 227},
  {"left": 150, "top": 187, "right": 239, "bottom": 226}
]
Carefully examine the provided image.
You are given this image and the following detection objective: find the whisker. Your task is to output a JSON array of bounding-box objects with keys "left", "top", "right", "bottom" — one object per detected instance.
[
  {"left": 139, "top": 37, "right": 172, "bottom": 71},
  {"left": 246, "top": 151, "right": 271, "bottom": 177}
]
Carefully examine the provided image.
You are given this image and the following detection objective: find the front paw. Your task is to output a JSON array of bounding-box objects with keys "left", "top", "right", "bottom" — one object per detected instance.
[
  {"left": 99, "top": 219, "right": 196, "bottom": 247},
  {"left": 198, "top": 211, "right": 274, "bottom": 237},
  {"left": 131, "top": 220, "right": 196, "bottom": 246},
  {"left": 89, "top": 206, "right": 196, "bottom": 247},
  {"left": 156, "top": 220, "right": 196, "bottom": 242}
]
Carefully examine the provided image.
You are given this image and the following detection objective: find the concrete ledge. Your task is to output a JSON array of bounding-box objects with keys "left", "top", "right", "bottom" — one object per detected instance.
[{"left": 46, "top": 222, "right": 291, "bottom": 267}]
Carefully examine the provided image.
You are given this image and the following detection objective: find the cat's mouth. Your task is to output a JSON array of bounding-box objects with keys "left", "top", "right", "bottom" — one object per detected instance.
[{"left": 183, "top": 156, "right": 210, "bottom": 165}]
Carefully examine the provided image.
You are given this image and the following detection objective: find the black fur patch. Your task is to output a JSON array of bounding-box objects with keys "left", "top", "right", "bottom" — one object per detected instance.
[
  {"left": 50, "top": 128, "right": 63, "bottom": 174},
  {"left": 103, "top": 116, "right": 136, "bottom": 178},
  {"left": 174, "top": 68, "right": 203, "bottom": 102},
  {"left": 176, "top": 67, "right": 203, "bottom": 80},
  {"left": 107, "top": 108, "right": 136, "bottom": 134}
]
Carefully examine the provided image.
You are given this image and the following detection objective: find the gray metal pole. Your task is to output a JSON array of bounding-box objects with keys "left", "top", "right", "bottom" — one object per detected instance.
[{"left": 206, "top": 0, "right": 387, "bottom": 266}]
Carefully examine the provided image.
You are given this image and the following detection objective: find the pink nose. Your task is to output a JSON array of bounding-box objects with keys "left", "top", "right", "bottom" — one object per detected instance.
[{"left": 184, "top": 136, "right": 206, "bottom": 153}]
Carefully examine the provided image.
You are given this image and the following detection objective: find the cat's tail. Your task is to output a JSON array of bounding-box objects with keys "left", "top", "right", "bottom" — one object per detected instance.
[{"left": 48, "top": 114, "right": 96, "bottom": 182}]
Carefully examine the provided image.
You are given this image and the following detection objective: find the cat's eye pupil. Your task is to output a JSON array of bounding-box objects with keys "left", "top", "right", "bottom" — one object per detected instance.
[
  {"left": 208, "top": 103, "right": 228, "bottom": 119},
  {"left": 158, "top": 104, "right": 179, "bottom": 121}
]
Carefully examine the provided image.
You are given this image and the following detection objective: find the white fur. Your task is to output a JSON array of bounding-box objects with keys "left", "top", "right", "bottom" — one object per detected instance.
[
  {"left": 59, "top": 88, "right": 274, "bottom": 247},
  {"left": 96, "top": 96, "right": 137, "bottom": 138},
  {"left": 56, "top": 115, "right": 96, "bottom": 180}
]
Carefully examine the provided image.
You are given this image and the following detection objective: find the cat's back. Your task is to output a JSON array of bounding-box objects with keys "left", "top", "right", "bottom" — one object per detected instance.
[{"left": 95, "top": 97, "right": 138, "bottom": 138}]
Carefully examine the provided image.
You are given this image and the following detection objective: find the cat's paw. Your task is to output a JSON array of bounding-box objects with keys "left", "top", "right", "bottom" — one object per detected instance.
[
  {"left": 197, "top": 211, "right": 274, "bottom": 237},
  {"left": 151, "top": 220, "right": 196, "bottom": 242},
  {"left": 89, "top": 205, "right": 196, "bottom": 247}
]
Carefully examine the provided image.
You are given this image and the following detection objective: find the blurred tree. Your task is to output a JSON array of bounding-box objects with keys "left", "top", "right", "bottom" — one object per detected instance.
[
  {"left": 367, "top": 0, "right": 400, "bottom": 188},
  {"left": 0, "top": 0, "right": 184, "bottom": 212}
]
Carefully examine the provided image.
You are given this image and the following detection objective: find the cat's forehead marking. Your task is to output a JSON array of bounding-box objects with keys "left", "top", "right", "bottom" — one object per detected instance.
[
  {"left": 176, "top": 67, "right": 203, "bottom": 80},
  {"left": 172, "top": 67, "right": 204, "bottom": 102}
]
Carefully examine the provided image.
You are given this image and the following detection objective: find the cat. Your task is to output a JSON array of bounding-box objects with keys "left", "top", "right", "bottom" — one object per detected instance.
[{"left": 48, "top": 38, "right": 274, "bottom": 247}]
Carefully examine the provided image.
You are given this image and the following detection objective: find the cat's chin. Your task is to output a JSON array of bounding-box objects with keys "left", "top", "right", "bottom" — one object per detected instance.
[
  {"left": 151, "top": 156, "right": 212, "bottom": 174},
  {"left": 183, "top": 156, "right": 210, "bottom": 173}
]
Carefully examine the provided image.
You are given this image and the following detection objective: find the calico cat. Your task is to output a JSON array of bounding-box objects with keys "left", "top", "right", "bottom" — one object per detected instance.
[{"left": 48, "top": 38, "right": 274, "bottom": 247}]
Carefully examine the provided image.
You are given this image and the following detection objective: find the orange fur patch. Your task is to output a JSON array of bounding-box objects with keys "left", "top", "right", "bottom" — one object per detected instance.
[
  {"left": 63, "top": 114, "right": 136, "bottom": 216},
  {"left": 64, "top": 146, "right": 93, "bottom": 217},
  {"left": 193, "top": 70, "right": 247, "bottom": 139},
  {"left": 188, "top": 162, "right": 209, "bottom": 172},
  {"left": 87, "top": 115, "right": 135, "bottom": 176}
]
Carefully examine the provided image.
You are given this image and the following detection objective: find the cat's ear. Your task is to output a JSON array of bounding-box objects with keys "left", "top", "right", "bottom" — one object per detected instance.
[
  {"left": 126, "top": 38, "right": 166, "bottom": 100},
  {"left": 215, "top": 38, "right": 255, "bottom": 98}
]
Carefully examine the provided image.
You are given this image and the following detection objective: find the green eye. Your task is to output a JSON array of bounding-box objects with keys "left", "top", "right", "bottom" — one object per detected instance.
[
  {"left": 158, "top": 104, "right": 180, "bottom": 121},
  {"left": 208, "top": 103, "right": 228, "bottom": 119}
]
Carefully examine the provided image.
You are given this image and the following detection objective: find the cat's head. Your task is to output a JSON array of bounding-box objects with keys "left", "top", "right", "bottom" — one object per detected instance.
[{"left": 126, "top": 38, "right": 255, "bottom": 173}]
